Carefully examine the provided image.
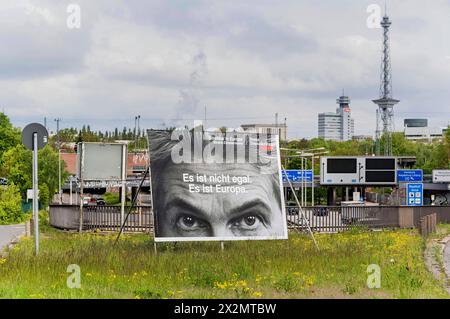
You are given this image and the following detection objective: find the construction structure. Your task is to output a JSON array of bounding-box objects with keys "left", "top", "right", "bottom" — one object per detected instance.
[{"left": 373, "top": 11, "right": 399, "bottom": 156}]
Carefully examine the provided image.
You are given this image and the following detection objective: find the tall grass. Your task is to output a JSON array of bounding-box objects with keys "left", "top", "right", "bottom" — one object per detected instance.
[{"left": 0, "top": 226, "right": 447, "bottom": 299}]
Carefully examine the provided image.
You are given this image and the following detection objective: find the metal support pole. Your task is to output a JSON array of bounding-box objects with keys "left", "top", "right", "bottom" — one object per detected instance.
[
  {"left": 69, "top": 177, "right": 73, "bottom": 205},
  {"left": 311, "top": 156, "right": 314, "bottom": 206},
  {"left": 55, "top": 118, "right": 62, "bottom": 205},
  {"left": 32, "top": 133, "right": 39, "bottom": 256},
  {"left": 137, "top": 115, "right": 141, "bottom": 150},
  {"left": 282, "top": 165, "right": 319, "bottom": 251},
  {"left": 301, "top": 157, "right": 304, "bottom": 206},
  {"left": 304, "top": 158, "right": 307, "bottom": 206},
  {"left": 121, "top": 144, "right": 127, "bottom": 227},
  {"left": 79, "top": 143, "right": 84, "bottom": 233}
]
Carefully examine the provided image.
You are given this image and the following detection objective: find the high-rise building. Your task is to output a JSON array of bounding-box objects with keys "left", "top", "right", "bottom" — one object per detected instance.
[{"left": 318, "top": 94, "right": 355, "bottom": 141}]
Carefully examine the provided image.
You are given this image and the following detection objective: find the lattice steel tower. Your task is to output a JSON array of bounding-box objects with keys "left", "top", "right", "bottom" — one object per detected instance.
[{"left": 373, "top": 12, "right": 399, "bottom": 156}]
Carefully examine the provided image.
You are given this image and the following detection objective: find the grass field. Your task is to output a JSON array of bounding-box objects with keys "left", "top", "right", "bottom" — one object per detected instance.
[{"left": 0, "top": 224, "right": 448, "bottom": 299}]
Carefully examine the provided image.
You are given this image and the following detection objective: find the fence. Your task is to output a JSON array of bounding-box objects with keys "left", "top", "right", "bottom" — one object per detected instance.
[
  {"left": 49, "top": 205, "right": 153, "bottom": 233},
  {"left": 419, "top": 213, "right": 437, "bottom": 237},
  {"left": 82, "top": 205, "right": 153, "bottom": 232},
  {"left": 49, "top": 204, "right": 450, "bottom": 234},
  {"left": 286, "top": 206, "right": 400, "bottom": 233}
]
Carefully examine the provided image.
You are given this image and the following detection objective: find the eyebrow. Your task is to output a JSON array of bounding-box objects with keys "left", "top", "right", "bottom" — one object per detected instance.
[
  {"left": 228, "top": 199, "right": 272, "bottom": 223},
  {"left": 165, "top": 197, "right": 209, "bottom": 220},
  {"left": 165, "top": 196, "right": 272, "bottom": 221}
]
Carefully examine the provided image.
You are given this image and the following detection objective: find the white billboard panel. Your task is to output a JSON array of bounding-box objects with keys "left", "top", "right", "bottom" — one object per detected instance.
[{"left": 78, "top": 143, "right": 127, "bottom": 181}]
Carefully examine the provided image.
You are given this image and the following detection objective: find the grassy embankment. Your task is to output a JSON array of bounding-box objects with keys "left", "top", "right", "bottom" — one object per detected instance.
[{"left": 0, "top": 223, "right": 448, "bottom": 299}]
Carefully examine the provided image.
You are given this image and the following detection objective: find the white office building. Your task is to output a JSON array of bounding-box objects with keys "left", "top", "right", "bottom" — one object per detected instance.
[
  {"left": 318, "top": 94, "right": 355, "bottom": 141},
  {"left": 403, "top": 118, "right": 445, "bottom": 142}
]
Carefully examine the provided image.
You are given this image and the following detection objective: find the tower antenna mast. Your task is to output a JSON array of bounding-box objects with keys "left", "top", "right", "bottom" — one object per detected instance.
[{"left": 373, "top": 3, "right": 399, "bottom": 156}]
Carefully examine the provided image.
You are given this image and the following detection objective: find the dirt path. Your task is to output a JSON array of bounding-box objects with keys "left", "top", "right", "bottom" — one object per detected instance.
[{"left": 0, "top": 224, "right": 25, "bottom": 253}]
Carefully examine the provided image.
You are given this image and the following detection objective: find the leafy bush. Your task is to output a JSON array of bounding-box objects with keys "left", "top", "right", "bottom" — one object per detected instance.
[
  {"left": 39, "top": 184, "right": 49, "bottom": 209},
  {"left": 0, "top": 184, "right": 23, "bottom": 224},
  {"left": 103, "top": 192, "right": 120, "bottom": 205}
]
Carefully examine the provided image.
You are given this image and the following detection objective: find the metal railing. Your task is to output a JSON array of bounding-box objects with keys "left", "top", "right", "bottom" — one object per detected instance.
[
  {"left": 82, "top": 205, "right": 153, "bottom": 232},
  {"left": 49, "top": 204, "right": 450, "bottom": 234},
  {"left": 286, "top": 206, "right": 400, "bottom": 233}
]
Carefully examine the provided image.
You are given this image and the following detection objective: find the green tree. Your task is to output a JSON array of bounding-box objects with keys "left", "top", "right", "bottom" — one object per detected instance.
[
  {"left": 0, "top": 113, "right": 21, "bottom": 163},
  {"left": 0, "top": 184, "right": 23, "bottom": 225},
  {"left": 1, "top": 145, "right": 31, "bottom": 195},
  {"left": 1, "top": 144, "right": 68, "bottom": 201}
]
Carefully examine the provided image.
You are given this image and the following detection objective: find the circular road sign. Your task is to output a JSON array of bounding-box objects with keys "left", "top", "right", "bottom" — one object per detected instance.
[{"left": 22, "top": 123, "right": 49, "bottom": 150}]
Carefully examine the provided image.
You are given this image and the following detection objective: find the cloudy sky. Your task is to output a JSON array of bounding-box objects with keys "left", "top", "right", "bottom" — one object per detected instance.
[{"left": 1, "top": 0, "right": 449, "bottom": 138}]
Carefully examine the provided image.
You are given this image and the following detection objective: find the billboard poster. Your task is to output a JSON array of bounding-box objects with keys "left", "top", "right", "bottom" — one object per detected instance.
[{"left": 147, "top": 129, "right": 288, "bottom": 242}]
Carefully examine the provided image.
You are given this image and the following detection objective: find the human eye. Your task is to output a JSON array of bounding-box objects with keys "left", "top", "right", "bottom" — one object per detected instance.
[
  {"left": 229, "top": 213, "right": 267, "bottom": 235},
  {"left": 175, "top": 214, "right": 210, "bottom": 235}
]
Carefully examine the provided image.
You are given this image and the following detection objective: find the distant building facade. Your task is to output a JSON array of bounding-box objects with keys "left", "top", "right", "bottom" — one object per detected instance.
[
  {"left": 403, "top": 118, "right": 445, "bottom": 142},
  {"left": 318, "top": 94, "right": 355, "bottom": 141},
  {"left": 353, "top": 135, "right": 373, "bottom": 142},
  {"left": 240, "top": 123, "right": 287, "bottom": 141}
]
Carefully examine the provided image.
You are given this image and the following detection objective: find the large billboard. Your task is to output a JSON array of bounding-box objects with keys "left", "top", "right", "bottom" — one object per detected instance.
[{"left": 147, "top": 129, "right": 288, "bottom": 242}]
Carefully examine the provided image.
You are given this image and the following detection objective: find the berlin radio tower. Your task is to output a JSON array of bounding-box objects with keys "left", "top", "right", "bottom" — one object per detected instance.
[{"left": 373, "top": 6, "right": 399, "bottom": 156}]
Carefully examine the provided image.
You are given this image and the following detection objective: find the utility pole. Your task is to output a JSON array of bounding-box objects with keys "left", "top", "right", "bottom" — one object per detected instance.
[
  {"left": 134, "top": 116, "right": 137, "bottom": 152},
  {"left": 54, "top": 118, "right": 62, "bottom": 204},
  {"left": 137, "top": 115, "right": 141, "bottom": 150}
]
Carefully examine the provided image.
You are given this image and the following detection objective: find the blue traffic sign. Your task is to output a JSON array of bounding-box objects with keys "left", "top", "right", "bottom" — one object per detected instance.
[
  {"left": 397, "top": 169, "right": 423, "bottom": 183},
  {"left": 282, "top": 170, "right": 313, "bottom": 183},
  {"left": 406, "top": 183, "right": 423, "bottom": 206}
]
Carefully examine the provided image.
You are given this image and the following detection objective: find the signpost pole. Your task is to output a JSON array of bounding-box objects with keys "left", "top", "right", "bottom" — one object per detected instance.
[
  {"left": 121, "top": 144, "right": 127, "bottom": 227},
  {"left": 22, "top": 123, "right": 48, "bottom": 255},
  {"left": 301, "top": 157, "right": 304, "bottom": 206},
  {"left": 32, "top": 133, "right": 39, "bottom": 256},
  {"left": 305, "top": 158, "right": 308, "bottom": 206}
]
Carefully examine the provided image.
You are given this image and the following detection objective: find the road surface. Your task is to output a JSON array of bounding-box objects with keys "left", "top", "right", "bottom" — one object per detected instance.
[{"left": 0, "top": 224, "right": 25, "bottom": 252}]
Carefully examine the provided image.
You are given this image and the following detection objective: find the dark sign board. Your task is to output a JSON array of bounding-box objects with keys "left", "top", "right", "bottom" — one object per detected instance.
[
  {"left": 365, "top": 170, "right": 396, "bottom": 183},
  {"left": 366, "top": 158, "right": 396, "bottom": 170},
  {"left": 327, "top": 158, "right": 357, "bottom": 174}
]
